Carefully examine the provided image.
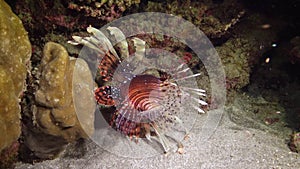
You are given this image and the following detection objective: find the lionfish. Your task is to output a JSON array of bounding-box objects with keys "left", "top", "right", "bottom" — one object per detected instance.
[{"left": 69, "top": 26, "right": 207, "bottom": 153}]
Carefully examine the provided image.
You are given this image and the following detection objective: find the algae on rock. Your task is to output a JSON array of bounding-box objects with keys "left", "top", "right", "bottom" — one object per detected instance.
[
  {"left": 0, "top": 0, "right": 31, "bottom": 152},
  {"left": 216, "top": 38, "right": 251, "bottom": 90},
  {"left": 216, "top": 12, "right": 284, "bottom": 91},
  {"left": 23, "top": 42, "right": 95, "bottom": 159}
]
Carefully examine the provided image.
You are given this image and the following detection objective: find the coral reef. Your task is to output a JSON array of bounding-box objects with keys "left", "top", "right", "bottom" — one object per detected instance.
[
  {"left": 14, "top": 0, "right": 141, "bottom": 34},
  {"left": 0, "top": 0, "right": 31, "bottom": 158},
  {"left": 22, "top": 42, "right": 95, "bottom": 159},
  {"left": 216, "top": 38, "right": 251, "bottom": 90},
  {"left": 216, "top": 12, "right": 284, "bottom": 90},
  {"left": 68, "top": 0, "right": 141, "bottom": 22},
  {"left": 15, "top": 0, "right": 81, "bottom": 33},
  {"left": 140, "top": 0, "right": 284, "bottom": 91},
  {"left": 143, "top": 0, "right": 245, "bottom": 41}
]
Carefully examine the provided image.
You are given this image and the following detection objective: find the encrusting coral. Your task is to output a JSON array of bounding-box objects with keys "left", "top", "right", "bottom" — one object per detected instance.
[{"left": 22, "top": 42, "right": 95, "bottom": 159}]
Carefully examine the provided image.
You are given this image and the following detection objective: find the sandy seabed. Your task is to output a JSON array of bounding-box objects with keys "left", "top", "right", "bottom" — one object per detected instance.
[{"left": 16, "top": 104, "right": 300, "bottom": 169}]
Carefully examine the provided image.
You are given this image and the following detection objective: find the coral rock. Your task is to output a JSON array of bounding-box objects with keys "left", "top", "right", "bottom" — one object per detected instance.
[
  {"left": 290, "top": 132, "right": 300, "bottom": 153},
  {"left": 0, "top": 0, "right": 31, "bottom": 152},
  {"left": 216, "top": 38, "right": 251, "bottom": 89},
  {"left": 25, "top": 42, "right": 95, "bottom": 159}
]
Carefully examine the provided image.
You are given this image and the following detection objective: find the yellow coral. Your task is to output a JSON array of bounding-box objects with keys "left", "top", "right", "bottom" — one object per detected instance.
[
  {"left": 26, "top": 42, "right": 95, "bottom": 158},
  {"left": 35, "top": 42, "right": 94, "bottom": 140},
  {"left": 0, "top": 0, "right": 31, "bottom": 152}
]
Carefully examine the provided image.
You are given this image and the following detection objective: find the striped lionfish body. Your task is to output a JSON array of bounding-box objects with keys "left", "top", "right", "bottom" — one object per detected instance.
[{"left": 69, "top": 26, "right": 207, "bottom": 153}]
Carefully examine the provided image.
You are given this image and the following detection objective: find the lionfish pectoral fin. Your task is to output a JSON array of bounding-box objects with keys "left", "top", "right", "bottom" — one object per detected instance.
[
  {"left": 172, "top": 116, "right": 188, "bottom": 134},
  {"left": 173, "top": 116, "right": 183, "bottom": 124},
  {"left": 132, "top": 37, "right": 146, "bottom": 61},
  {"left": 151, "top": 123, "right": 170, "bottom": 153},
  {"left": 145, "top": 132, "right": 152, "bottom": 142},
  {"left": 68, "top": 36, "right": 104, "bottom": 54},
  {"left": 138, "top": 107, "right": 161, "bottom": 122},
  {"left": 107, "top": 27, "right": 129, "bottom": 59},
  {"left": 117, "top": 37, "right": 146, "bottom": 76},
  {"left": 87, "top": 26, "right": 120, "bottom": 59},
  {"left": 193, "top": 105, "right": 205, "bottom": 114},
  {"left": 143, "top": 123, "right": 152, "bottom": 142},
  {"left": 69, "top": 25, "right": 121, "bottom": 60}
]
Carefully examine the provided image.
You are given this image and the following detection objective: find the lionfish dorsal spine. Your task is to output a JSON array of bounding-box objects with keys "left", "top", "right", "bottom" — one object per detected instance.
[
  {"left": 107, "top": 26, "right": 129, "bottom": 59},
  {"left": 69, "top": 26, "right": 120, "bottom": 61},
  {"left": 68, "top": 36, "right": 103, "bottom": 54},
  {"left": 151, "top": 123, "right": 171, "bottom": 152},
  {"left": 132, "top": 37, "right": 146, "bottom": 61},
  {"left": 88, "top": 26, "right": 121, "bottom": 60}
]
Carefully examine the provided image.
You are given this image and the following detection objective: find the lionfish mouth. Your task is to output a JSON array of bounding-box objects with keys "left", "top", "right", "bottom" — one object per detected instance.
[{"left": 69, "top": 26, "right": 207, "bottom": 153}]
